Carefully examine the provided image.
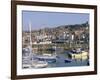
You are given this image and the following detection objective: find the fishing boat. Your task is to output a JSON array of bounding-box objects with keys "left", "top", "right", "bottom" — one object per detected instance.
[{"left": 66, "top": 48, "right": 88, "bottom": 60}]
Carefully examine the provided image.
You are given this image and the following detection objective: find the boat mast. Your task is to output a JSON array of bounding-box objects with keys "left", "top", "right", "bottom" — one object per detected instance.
[
  {"left": 54, "top": 36, "right": 56, "bottom": 55},
  {"left": 29, "top": 22, "right": 32, "bottom": 54},
  {"left": 54, "top": 45, "right": 56, "bottom": 55}
]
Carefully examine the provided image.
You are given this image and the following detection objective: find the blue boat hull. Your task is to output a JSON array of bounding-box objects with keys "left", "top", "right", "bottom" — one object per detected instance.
[{"left": 64, "top": 59, "right": 72, "bottom": 63}]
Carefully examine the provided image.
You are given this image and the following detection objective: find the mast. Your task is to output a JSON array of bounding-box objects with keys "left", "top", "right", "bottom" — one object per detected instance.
[
  {"left": 29, "top": 22, "right": 32, "bottom": 54},
  {"left": 54, "top": 45, "right": 56, "bottom": 55}
]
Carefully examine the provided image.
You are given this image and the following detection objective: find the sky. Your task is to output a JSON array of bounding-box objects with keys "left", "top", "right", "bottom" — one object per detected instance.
[{"left": 22, "top": 11, "right": 89, "bottom": 31}]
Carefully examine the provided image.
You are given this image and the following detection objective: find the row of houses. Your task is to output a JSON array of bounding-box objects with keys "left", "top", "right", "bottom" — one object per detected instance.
[{"left": 22, "top": 27, "right": 89, "bottom": 45}]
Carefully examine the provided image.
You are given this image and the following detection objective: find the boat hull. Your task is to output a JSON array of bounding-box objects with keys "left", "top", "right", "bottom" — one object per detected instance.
[
  {"left": 37, "top": 58, "right": 56, "bottom": 63},
  {"left": 36, "top": 55, "right": 57, "bottom": 63},
  {"left": 64, "top": 59, "right": 72, "bottom": 63},
  {"left": 31, "top": 61, "right": 48, "bottom": 68}
]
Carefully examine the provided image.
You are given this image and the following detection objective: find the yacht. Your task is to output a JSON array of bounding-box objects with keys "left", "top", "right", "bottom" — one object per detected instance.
[
  {"left": 22, "top": 22, "right": 48, "bottom": 68},
  {"left": 36, "top": 53, "right": 57, "bottom": 63},
  {"left": 36, "top": 46, "right": 57, "bottom": 63},
  {"left": 31, "top": 60, "right": 48, "bottom": 68}
]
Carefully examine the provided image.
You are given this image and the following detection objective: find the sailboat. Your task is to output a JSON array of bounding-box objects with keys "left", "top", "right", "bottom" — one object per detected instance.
[
  {"left": 22, "top": 22, "right": 33, "bottom": 68},
  {"left": 36, "top": 53, "right": 57, "bottom": 63},
  {"left": 23, "top": 22, "right": 48, "bottom": 68},
  {"left": 36, "top": 31, "right": 57, "bottom": 63}
]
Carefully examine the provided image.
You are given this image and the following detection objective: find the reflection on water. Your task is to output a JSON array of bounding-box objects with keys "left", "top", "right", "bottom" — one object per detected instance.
[
  {"left": 47, "top": 53, "right": 89, "bottom": 68},
  {"left": 22, "top": 48, "right": 89, "bottom": 69}
]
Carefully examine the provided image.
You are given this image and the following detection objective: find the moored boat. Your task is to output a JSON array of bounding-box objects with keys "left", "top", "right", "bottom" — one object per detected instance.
[
  {"left": 66, "top": 48, "right": 89, "bottom": 60},
  {"left": 36, "top": 53, "right": 57, "bottom": 63},
  {"left": 31, "top": 60, "right": 48, "bottom": 68},
  {"left": 64, "top": 58, "right": 72, "bottom": 63}
]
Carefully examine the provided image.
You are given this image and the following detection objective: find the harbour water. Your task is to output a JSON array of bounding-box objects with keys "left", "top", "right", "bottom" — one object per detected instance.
[
  {"left": 47, "top": 53, "right": 89, "bottom": 68},
  {"left": 22, "top": 19, "right": 89, "bottom": 69},
  {"left": 22, "top": 48, "right": 89, "bottom": 69}
]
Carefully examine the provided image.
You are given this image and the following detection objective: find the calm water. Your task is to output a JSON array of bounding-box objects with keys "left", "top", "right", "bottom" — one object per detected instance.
[
  {"left": 47, "top": 53, "right": 89, "bottom": 68},
  {"left": 22, "top": 49, "right": 89, "bottom": 69}
]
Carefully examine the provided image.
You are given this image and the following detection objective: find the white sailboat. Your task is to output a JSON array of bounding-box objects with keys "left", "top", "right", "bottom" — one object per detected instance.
[
  {"left": 29, "top": 22, "right": 48, "bottom": 68},
  {"left": 36, "top": 32, "right": 57, "bottom": 63},
  {"left": 22, "top": 22, "right": 34, "bottom": 68},
  {"left": 22, "top": 22, "right": 48, "bottom": 68}
]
